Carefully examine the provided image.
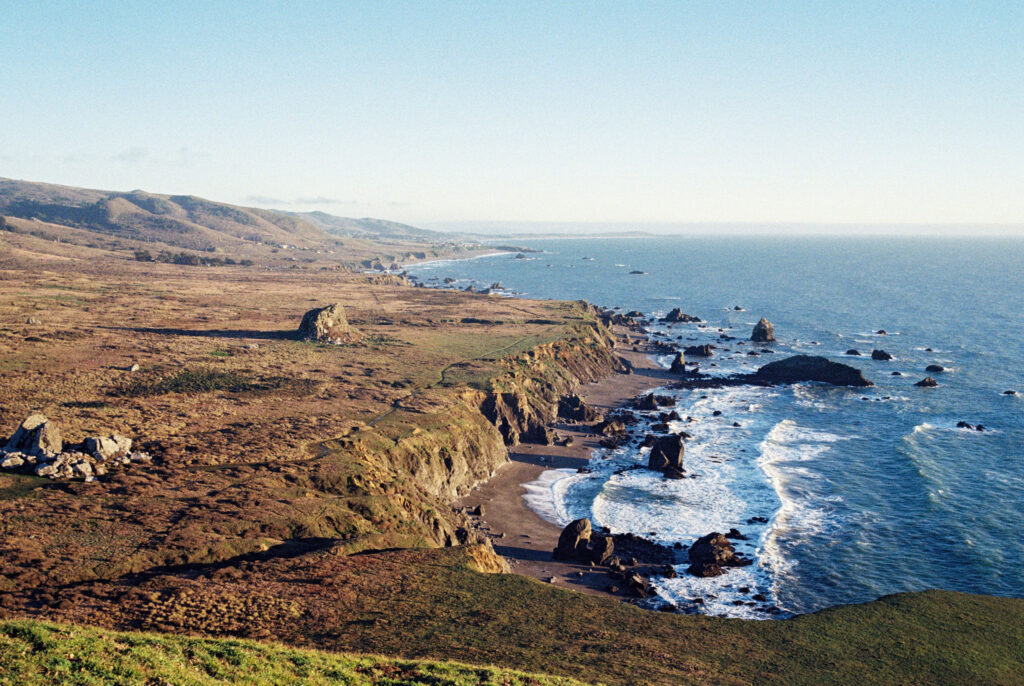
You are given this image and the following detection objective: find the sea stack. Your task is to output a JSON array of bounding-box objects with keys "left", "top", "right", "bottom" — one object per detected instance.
[{"left": 751, "top": 317, "right": 775, "bottom": 342}]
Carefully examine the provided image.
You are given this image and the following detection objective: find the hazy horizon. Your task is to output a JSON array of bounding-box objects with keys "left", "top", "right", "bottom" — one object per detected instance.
[
  {"left": 425, "top": 220, "right": 1024, "bottom": 238},
  {"left": 4, "top": 2, "right": 1024, "bottom": 231}
]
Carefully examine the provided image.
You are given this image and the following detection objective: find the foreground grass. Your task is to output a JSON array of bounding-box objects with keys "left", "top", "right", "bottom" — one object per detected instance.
[
  {"left": 305, "top": 549, "right": 1024, "bottom": 686},
  {"left": 0, "top": 619, "right": 586, "bottom": 686}
]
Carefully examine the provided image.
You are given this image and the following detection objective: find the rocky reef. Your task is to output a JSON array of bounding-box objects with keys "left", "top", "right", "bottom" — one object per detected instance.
[{"left": 752, "top": 355, "right": 873, "bottom": 387}]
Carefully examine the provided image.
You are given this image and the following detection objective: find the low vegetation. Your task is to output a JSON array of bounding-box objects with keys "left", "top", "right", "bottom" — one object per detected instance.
[
  {"left": 0, "top": 619, "right": 583, "bottom": 685},
  {"left": 114, "top": 368, "right": 262, "bottom": 397},
  {"left": 1, "top": 180, "right": 1021, "bottom": 685}
]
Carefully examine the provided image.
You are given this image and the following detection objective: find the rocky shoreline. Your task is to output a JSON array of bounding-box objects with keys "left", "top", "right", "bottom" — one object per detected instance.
[{"left": 446, "top": 303, "right": 896, "bottom": 615}]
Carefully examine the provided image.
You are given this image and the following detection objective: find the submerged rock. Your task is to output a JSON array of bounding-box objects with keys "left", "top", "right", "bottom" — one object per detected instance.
[
  {"left": 915, "top": 377, "right": 939, "bottom": 387},
  {"left": 595, "top": 419, "right": 626, "bottom": 437},
  {"left": 634, "top": 394, "right": 674, "bottom": 411},
  {"left": 751, "top": 317, "right": 775, "bottom": 343},
  {"left": 925, "top": 364, "right": 946, "bottom": 372},
  {"left": 871, "top": 349, "right": 893, "bottom": 361},
  {"left": 753, "top": 355, "right": 873, "bottom": 387}
]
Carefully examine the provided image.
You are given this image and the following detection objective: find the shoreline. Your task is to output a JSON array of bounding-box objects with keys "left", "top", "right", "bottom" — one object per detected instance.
[{"left": 456, "top": 329, "right": 676, "bottom": 600}]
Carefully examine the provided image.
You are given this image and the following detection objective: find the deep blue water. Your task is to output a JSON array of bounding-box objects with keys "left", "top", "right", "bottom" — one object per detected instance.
[{"left": 408, "top": 236, "right": 1024, "bottom": 617}]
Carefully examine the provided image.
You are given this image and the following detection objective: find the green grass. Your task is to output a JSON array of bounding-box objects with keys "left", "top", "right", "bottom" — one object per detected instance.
[
  {"left": 306, "top": 549, "right": 1024, "bottom": 686},
  {"left": 114, "top": 368, "right": 260, "bottom": 397},
  {"left": 0, "top": 619, "right": 587, "bottom": 685},
  {"left": 111, "top": 367, "right": 319, "bottom": 398}
]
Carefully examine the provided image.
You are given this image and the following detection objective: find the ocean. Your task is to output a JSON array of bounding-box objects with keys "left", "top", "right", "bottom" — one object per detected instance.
[{"left": 407, "top": 236, "right": 1024, "bottom": 618}]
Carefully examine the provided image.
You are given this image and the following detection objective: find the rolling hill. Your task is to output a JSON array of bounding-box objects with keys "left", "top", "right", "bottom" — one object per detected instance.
[{"left": 0, "top": 178, "right": 481, "bottom": 267}]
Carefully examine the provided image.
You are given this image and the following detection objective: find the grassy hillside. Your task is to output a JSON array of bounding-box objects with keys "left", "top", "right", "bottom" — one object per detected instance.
[
  {"left": 289, "top": 211, "right": 445, "bottom": 241},
  {"left": 2, "top": 545, "right": 1021, "bottom": 685},
  {"left": 0, "top": 178, "right": 482, "bottom": 267},
  {"left": 1, "top": 193, "right": 1021, "bottom": 685},
  {"left": 0, "top": 619, "right": 583, "bottom": 685}
]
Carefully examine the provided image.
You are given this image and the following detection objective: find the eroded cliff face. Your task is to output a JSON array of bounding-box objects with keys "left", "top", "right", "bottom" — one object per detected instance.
[
  {"left": 310, "top": 314, "right": 620, "bottom": 552},
  {"left": 478, "top": 320, "right": 619, "bottom": 447}
]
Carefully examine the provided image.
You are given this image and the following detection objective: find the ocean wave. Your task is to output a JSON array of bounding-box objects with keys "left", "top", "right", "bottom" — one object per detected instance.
[
  {"left": 521, "top": 468, "right": 579, "bottom": 526},
  {"left": 579, "top": 385, "right": 787, "bottom": 617},
  {"left": 758, "top": 419, "right": 846, "bottom": 603}
]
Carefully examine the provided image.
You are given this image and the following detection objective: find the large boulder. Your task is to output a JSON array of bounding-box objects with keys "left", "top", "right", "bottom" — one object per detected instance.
[
  {"left": 4, "top": 414, "right": 62, "bottom": 457},
  {"left": 871, "top": 349, "right": 893, "bottom": 361},
  {"left": 634, "top": 394, "right": 674, "bottom": 411},
  {"left": 687, "top": 532, "right": 738, "bottom": 577},
  {"left": 589, "top": 534, "right": 615, "bottom": 565},
  {"left": 915, "top": 377, "right": 939, "bottom": 387},
  {"left": 554, "top": 518, "right": 592, "bottom": 561},
  {"left": 660, "top": 308, "right": 701, "bottom": 323},
  {"left": 84, "top": 434, "right": 133, "bottom": 461},
  {"left": 684, "top": 344, "right": 713, "bottom": 358},
  {"left": 625, "top": 573, "right": 651, "bottom": 598},
  {"left": 557, "top": 395, "right": 603, "bottom": 423},
  {"left": 647, "top": 434, "right": 684, "bottom": 476},
  {"left": 669, "top": 352, "right": 686, "bottom": 374},
  {"left": 298, "top": 303, "right": 359, "bottom": 343},
  {"left": 595, "top": 419, "right": 626, "bottom": 437},
  {"left": 753, "top": 355, "right": 872, "bottom": 387},
  {"left": 751, "top": 317, "right": 775, "bottom": 342}
]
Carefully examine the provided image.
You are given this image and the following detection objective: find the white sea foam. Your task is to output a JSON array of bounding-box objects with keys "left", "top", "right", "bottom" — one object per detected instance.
[
  {"left": 521, "top": 468, "right": 579, "bottom": 526},
  {"left": 909, "top": 420, "right": 999, "bottom": 435},
  {"left": 409, "top": 251, "right": 515, "bottom": 271},
  {"left": 758, "top": 420, "right": 845, "bottom": 603},
  {"left": 529, "top": 384, "right": 817, "bottom": 618}
]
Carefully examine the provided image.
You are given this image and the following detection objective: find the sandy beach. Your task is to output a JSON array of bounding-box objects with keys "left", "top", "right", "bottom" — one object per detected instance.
[{"left": 456, "top": 331, "right": 675, "bottom": 598}]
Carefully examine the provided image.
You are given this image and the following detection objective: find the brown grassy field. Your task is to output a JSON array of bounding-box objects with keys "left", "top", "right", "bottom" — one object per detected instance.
[
  {"left": 0, "top": 233, "right": 598, "bottom": 588},
  {"left": 1, "top": 207, "right": 1022, "bottom": 685}
]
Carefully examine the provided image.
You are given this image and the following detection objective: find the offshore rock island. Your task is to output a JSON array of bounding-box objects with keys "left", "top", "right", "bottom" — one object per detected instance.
[{"left": 0, "top": 179, "right": 1021, "bottom": 684}]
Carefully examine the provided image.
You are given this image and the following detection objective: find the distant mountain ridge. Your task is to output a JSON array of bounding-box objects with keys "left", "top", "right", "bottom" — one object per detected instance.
[
  {"left": 286, "top": 211, "right": 444, "bottom": 241},
  {"left": 0, "top": 178, "right": 473, "bottom": 266},
  {"left": 0, "top": 178, "right": 327, "bottom": 253}
]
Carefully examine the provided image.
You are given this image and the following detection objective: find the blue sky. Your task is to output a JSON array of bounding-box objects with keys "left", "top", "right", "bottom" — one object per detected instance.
[{"left": 2, "top": 1, "right": 1022, "bottom": 229}]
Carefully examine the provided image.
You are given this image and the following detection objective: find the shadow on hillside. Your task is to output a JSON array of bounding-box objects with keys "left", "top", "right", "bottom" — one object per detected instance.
[
  {"left": 509, "top": 450, "right": 590, "bottom": 470},
  {"left": 70, "top": 537, "right": 339, "bottom": 588},
  {"left": 106, "top": 326, "right": 296, "bottom": 340},
  {"left": 493, "top": 544, "right": 555, "bottom": 563}
]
